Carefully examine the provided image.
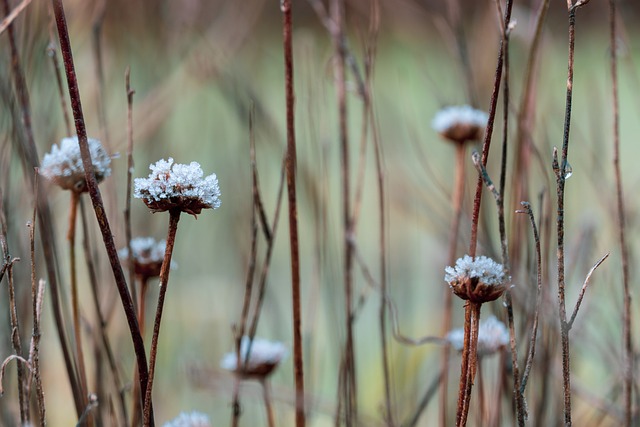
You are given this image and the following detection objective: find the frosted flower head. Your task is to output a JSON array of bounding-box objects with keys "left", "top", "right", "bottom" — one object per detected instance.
[
  {"left": 40, "top": 136, "right": 112, "bottom": 192},
  {"left": 118, "top": 237, "right": 176, "bottom": 279},
  {"left": 220, "top": 336, "right": 288, "bottom": 378},
  {"left": 134, "top": 158, "right": 221, "bottom": 217},
  {"left": 447, "top": 315, "right": 510, "bottom": 357},
  {"left": 432, "top": 105, "right": 488, "bottom": 144},
  {"left": 162, "top": 411, "right": 211, "bottom": 427},
  {"left": 445, "top": 255, "right": 506, "bottom": 303}
]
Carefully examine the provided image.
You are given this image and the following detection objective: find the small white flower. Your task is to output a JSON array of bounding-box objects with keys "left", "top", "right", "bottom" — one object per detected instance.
[
  {"left": 162, "top": 411, "right": 211, "bottom": 427},
  {"left": 221, "top": 336, "right": 288, "bottom": 377},
  {"left": 447, "top": 315, "right": 510, "bottom": 356},
  {"left": 432, "top": 105, "right": 488, "bottom": 143},
  {"left": 134, "top": 158, "right": 221, "bottom": 216},
  {"left": 40, "top": 136, "right": 112, "bottom": 192}
]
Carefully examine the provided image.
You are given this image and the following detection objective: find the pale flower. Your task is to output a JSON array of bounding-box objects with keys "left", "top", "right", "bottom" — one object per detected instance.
[
  {"left": 221, "top": 336, "right": 288, "bottom": 378},
  {"left": 134, "top": 158, "right": 221, "bottom": 216},
  {"left": 40, "top": 135, "right": 111, "bottom": 192},
  {"left": 162, "top": 411, "right": 211, "bottom": 427},
  {"left": 447, "top": 315, "right": 510, "bottom": 356},
  {"left": 445, "top": 255, "right": 507, "bottom": 303},
  {"left": 432, "top": 105, "right": 488, "bottom": 144}
]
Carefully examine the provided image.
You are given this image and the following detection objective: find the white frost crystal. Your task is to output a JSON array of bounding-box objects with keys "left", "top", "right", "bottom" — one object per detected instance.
[
  {"left": 432, "top": 105, "right": 488, "bottom": 143},
  {"left": 134, "top": 158, "right": 221, "bottom": 215},
  {"left": 445, "top": 255, "right": 506, "bottom": 287},
  {"left": 162, "top": 411, "right": 211, "bottom": 427},
  {"left": 220, "top": 337, "right": 288, "bottom": 377},
  {"left": 447, "top": 315, "right": 510, "bottom": 356},
  {"left": 40, "top": 136, "right": 111, "bottom": 192}
]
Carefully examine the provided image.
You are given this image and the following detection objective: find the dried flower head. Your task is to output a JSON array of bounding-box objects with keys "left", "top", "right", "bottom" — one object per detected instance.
[
  {"left": 445, "top": 255, "right": 506, "bottom": 303},
  {"left": 447, "top": 315, "right": 510, "bottom": 356},
  {"left": 118, "top": 237, "right": 176, "bottom": 279},
  {"left": 162, "top": 411, "right": 211, "bottom": 427},
  {"left": 220, "top": 336, "right": 288, "bottom": 378},
  {"left": 134, "top": 158, "right": 221, "bottom": 216},
  {"left": 40, "top": 135, "right": 112, "bottom": 192},
  {"left": 432, "top": 105, "right": 488, "bottom": 144}
]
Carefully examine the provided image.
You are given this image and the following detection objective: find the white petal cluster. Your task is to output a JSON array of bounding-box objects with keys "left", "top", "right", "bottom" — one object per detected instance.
[
  {"left": 40, "top": 136, "right": 111, "bottom": 189},
  {"left": 445, "top": 255, "right": 505, "bottom": 287},
  {"left": 431, "top": 105, "right": 488, "bottom": 133},
  {"left": 162, "top": 411, "right": 211, "bottom": 427},
  {"left": 134, "top": 158, "right": 221, "bottom": 209},
  {"left": 220, "top": 336, "right": 288, "bottom": 372},
  {"left": 118, "top": 237, "right": 166, "bottom": 264},
  {"left": 446, "top": 315, "right": 510, "bottom": 356}
]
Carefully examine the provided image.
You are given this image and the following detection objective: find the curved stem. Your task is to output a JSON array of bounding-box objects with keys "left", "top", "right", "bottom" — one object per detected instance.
[{"left": 143, "top": 210, "right": 181, "bottom": 426}]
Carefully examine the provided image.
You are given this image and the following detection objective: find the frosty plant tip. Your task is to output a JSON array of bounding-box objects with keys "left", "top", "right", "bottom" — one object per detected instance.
[
  {"left": 119, "top": 237, "right": 176, "bottom": 279},
  {"left": 447, "top": 315, "right": 509, "bottom": 356},
  {"left": 162, "top": 411, "right": 212, "bottom": 427},
  {"left": 134, "top": 158, "right": 221, "bottom": 216},
  {"left": 40, "top": 135, "right": 112, "bottom": 192},
  {"left": 432, "top": 105, "right": 488, "bottom": 144},
  {"left": 221, "top": 336, "right": 289, "bottom": 378},
  {"left": 445, "top": 255, "right": 507, "bottom": 303}
]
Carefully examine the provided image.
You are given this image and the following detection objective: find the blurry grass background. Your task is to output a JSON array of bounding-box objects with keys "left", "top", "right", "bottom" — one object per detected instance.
[{"left": 2, "top": 0, "right": 640, "bottom": 425}]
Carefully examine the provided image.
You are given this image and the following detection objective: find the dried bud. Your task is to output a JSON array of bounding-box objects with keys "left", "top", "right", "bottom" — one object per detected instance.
[
  {"left": 40, "top": 136, "right": 112, "bottom": 193},
  {"left": 162, "top": 411, "right": 211, "bottom": 427},
  {"left": 220, "top": 337, "right": 288, "bottom": 379},
  {"left": 118, "top": 237, "right": 176, "bottom": 279},
  {"left": 432, "top": 105, "right": 488, "bottom": 144},
  {"left": 134, "top": 158, "right": 221, "bottom": 216},
  {"left": 445, "top": 255, "right": 506, "bottom": 303},
  {"left": 447, "top": 315, "right": 510, "bottom": 356}
]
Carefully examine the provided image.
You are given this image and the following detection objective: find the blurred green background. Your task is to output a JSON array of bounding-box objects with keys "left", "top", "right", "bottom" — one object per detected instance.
[{"left": 2, "top": 0, "right": 640, "bottom": 425}]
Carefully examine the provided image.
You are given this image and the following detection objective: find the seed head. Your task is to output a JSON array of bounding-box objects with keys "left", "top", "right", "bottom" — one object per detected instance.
[
  {"left": 445, "top": 255, "right": 506, "bottom": 303},
  {"left": 134, "top": 158, "right": 221, "bottom": 216},
  {"left": 446, "top": 315, "right": 510, "bottom": 356},
  {"left": 432, "top": 105, "right": 488, "bottom": 144},
  {"left": 118, "top": 237, "right": 176, "bottom": 279},
  {"left": 40, "top": 136, "right": 112, "bottom": 193},
  {"left": 162, "top": 411, "right": 211, "bottom": 427},
  {"left": 220, "top": 336, "right": 288, "bottom": 378}
]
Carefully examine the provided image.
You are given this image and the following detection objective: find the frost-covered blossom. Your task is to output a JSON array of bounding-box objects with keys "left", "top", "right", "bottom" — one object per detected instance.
[
  {"left": 118, "top": 237, "right": 175, "bottom": 279},
  {"left": 162, "top": 411, "right": 211, "bottom": 427},
  {"left": 445, "top": 255, "right": 506, "bottom": 303},
  {"left": 134, "top": 158, "right": 221, "bottom": 216},
  {"left": 40, "top": 136, "right": 111, "bottom": 192},
  {"left": 220, "top": 336, "right": 288, "bottom": 378},
  {"left": 432, "top": 105, "right": 488, "bottom": 144},
  {"left": 447, "top": 315, "right": 510, "bottom": 356}
]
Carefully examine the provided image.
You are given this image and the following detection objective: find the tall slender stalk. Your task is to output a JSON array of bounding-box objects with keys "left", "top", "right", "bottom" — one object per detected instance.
[
  {"left": 609, "top": 1, "right": 633, "bottom": 424},
  {"left": 143, "top": 210, "right": 181, "bottom": 426},
  {"left": 3, "top": 0, "right": 83, "bottom": 415},
  {"left": 50, "top": 1, "right": 152, "bottom": 424},
  {"left": 68, "top": 191, "right": 89, "bottom": 412},
  {"left": 555, "top": 2, "right": 590, "bottom": 424},
  {"left": 282, "top": 1, "right": 305, "bottom": 425}
]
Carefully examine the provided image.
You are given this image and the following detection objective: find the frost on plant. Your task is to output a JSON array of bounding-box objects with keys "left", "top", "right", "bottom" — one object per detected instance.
[
  {"left": 445, "top": 255, "right": 507, "bottom": 303},
  {"left": 447, "top": 315, "right": 509, "bottom": 356},
  {"left": 162, "top": 411, "right": 211, "bottom": 427},
  {"left": 432, "top": 105, "right": 488, "bottom": 144},
  {"left": 118, "top": 237, "right": 175, "bottom": 279},
  {"left": 134, "top": 158, "right": 221, "bottom": 216},
  {"left": 220, "top": 336, "right": 288, "bottom": 378},
  {"left": 40, "top": 135, "right": 112, "bottom": 192}
]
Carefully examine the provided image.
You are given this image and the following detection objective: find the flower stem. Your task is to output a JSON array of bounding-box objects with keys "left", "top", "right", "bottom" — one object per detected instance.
[
  {"left": 68, "top": 191, "right": 89, "bottom": 412},
  {"left": 143, "top": 209, "right": 181, "bottom": 426},
  {"left": 131, "top": 275, "right": 149, "bottom": 427},
  {"left": 456, "top": 302, "right": 481, "bottom": 427}
]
